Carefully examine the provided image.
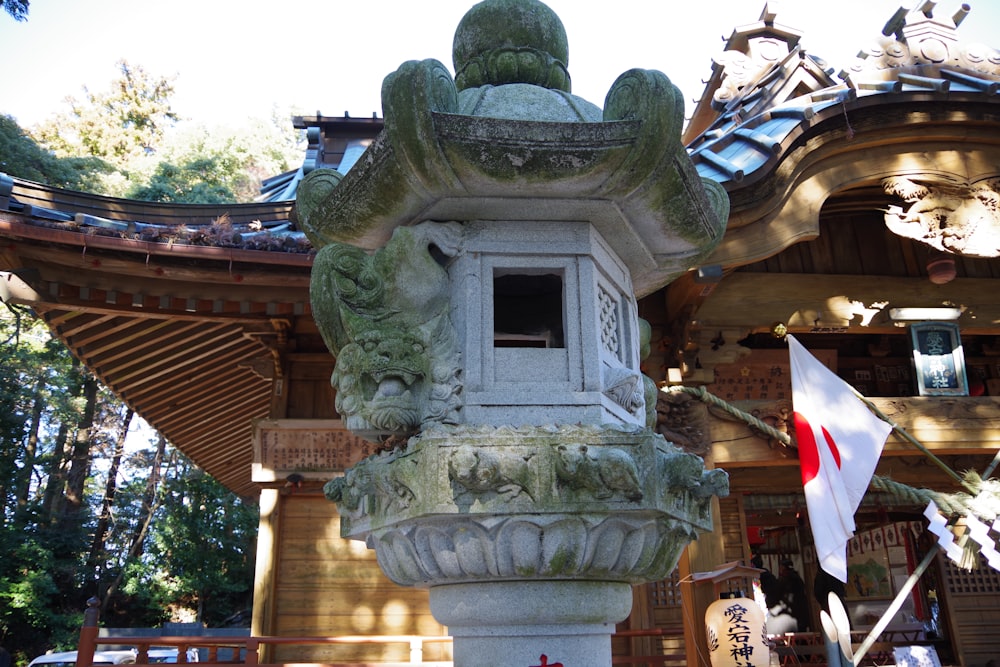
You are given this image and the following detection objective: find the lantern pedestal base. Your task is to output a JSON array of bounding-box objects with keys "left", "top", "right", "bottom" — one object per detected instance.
[{"left": 429, "top": 581, "right": 633, "bottom": 667}]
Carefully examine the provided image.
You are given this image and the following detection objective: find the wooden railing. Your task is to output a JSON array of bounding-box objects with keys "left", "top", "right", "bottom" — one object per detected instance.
[
  {"left": 74, "top": 599, "right": 690, "bottom": 667},
  {"left": 76, "top": 597, "right": 943, "bottom": 667},
  {"left": 611, "top": 628, "right": 687, "bottom": 666},
  {"left": 76, "top": 599, "right": 452, "bottom": 667}
]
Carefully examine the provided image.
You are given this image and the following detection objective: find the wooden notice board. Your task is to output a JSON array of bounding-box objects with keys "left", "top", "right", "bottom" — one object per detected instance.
[
  {"left": 706, "top": 348, "right": 837, "bottom": 401},
  {"left": 252, "top": 419, "right": 375, "bottom": 482}
]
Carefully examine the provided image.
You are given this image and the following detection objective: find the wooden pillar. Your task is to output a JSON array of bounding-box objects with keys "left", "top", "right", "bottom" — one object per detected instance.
[
  {"left": 681, "top": 494, "right": 727, "bottom": 667},
  {"left": 251, "top": 487, "right": 281, "bottom": 660},
  {"left": 77, "top": 597, "right": 100, "bottom": 667}
]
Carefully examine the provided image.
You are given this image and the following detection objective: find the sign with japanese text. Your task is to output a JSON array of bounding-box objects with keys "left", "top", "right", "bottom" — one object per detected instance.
[
  {"left": 708, "top": 349, "right": 836, "bottom": 402},
  {"left": 909, "top": 322, "right": 969, "bottom": 397},
  {"left": 252, "top": 419, "right": 374, "bottom": 482}
]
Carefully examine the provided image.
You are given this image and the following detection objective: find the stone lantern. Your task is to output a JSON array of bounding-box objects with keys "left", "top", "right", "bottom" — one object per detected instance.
[{"left": 296, "top": 1, "right": 731, "bottom": 665}]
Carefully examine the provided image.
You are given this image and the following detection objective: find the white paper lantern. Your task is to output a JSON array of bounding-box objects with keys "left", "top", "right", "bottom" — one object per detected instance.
[{"left": 705, "top": 594, "right": 770, "bottom": 667}]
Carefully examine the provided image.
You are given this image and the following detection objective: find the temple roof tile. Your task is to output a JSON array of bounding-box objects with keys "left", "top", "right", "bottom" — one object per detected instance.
[{"left": 687, "top": 2, "right": 1000, "bottom": 189}]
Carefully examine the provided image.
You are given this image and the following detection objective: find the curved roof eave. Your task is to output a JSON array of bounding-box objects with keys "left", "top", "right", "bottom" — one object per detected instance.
[
  {"left": 0, "top": 173, "right": 314, "bottom": 260},
  {"left": 0, "top": 176, "right": 318, "bottom": 498},
  {"left": 690, "top": 66, "right": 1000, "bottom": 191},
  {"left": 693, "top": 88, "right": 1000, "bottom": 270}
]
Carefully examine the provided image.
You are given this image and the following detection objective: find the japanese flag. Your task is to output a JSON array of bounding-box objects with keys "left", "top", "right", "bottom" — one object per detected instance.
[{"left": 789, "top": 335, "right": 891, "bottom": 582}]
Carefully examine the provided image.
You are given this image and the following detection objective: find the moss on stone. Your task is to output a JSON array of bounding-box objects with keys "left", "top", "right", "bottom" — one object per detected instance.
[{"left": 453, "top": 0, "right": 570, "bottom": 92}]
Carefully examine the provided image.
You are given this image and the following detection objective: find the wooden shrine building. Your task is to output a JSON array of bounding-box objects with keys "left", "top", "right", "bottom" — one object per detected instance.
[{"left": 3, "top": 3, "right": 1000, "bottom": 666}]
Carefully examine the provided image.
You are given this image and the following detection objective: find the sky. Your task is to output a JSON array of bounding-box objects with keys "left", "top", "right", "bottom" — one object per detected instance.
[{"left": 2, "top": 0, "right": 1000, "bottom": 132}]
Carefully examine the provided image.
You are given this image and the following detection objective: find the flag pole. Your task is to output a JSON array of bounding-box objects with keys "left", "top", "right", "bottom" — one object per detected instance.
[
  {"left": 981, "top": 448, "right": 1000, "bottom": 480},
  {"left": 846, "top": 388, "right": 975, "bottom": 493},
  {"left": 850, "top": 545, "right": 938, "bottom": 665}
]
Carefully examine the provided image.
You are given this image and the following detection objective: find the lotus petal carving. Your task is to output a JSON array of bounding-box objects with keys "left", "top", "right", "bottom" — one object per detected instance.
[{"left": 369, "top": 514, "right": 695, "bottom": 586}]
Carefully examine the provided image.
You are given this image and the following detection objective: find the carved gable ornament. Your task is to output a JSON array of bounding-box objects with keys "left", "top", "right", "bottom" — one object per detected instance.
[
  {"left": 844, "top": 3, "right": 1000, "bottom": 77},
  {"left": 882, "top": 176, "right": 1000, "bottom": 257}
]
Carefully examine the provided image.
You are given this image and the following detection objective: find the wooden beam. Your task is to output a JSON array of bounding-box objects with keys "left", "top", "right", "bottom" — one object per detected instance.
[
  {"left": 105, "top": 326, "right": 249, "bottom": 385},
  {"left": 709, "top": 397, "right": 1000, "bottom": 466},
  {"left": 64, "top": 316, "right": 153, "bottom": 351},
  {"left": 141, "top": 373, "right": 265, "bottom": 429},
  {"left": 693, "top": 273, "right": 1000, "bottom": 334},
  {"left": 84, "top": 320, "right": 204, "bottom": 366},
  {"left": 121, "top": 343, "right": 263, "bottom": 402},
  {"left": 34, "top": 297, "right": 295, "bottom": 326},
  {"left": 145, "top": 394, "right": 262, "bottom": 442},
  {"left": 0, "top": 217, "right": 308, "bottom": 269}
]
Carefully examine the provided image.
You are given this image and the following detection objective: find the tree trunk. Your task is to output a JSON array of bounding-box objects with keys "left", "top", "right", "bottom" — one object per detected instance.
[
  {"left": 101, "top": 433, "right": 167, "bottom": 613},
  {"left": 88, "top": 407, "right": 133, "bottom": 576},
  {"left": 59, "top": 374, "right": 98, "bottom": 528},
  {"left": 41, "top": 418, "right": 71, "bottom": 523},
  {"left": 12, "top": 376, "right": 45, "bottom": 529}
]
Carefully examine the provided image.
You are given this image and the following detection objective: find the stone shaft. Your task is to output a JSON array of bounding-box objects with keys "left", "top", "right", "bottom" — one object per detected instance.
[{"left": 430, "top": 581, "right": 633, "bottom": 667}]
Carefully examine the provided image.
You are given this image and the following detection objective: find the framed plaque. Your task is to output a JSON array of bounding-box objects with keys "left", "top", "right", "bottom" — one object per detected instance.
[
  {"left": 251, "top": 419, "right": 375, "bottom": 482},
  {"left": 909, "top": 322, "right": 969, "bottom": 397}
]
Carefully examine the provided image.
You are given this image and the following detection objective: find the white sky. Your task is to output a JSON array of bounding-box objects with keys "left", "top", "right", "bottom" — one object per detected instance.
[{"left": 2, "top": 0, "right": 999, "bottom": 131}]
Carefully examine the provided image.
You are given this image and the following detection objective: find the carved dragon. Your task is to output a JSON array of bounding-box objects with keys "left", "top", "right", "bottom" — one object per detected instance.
[{"left": 310, "top": 221, "right": 465, "bottom": 442}]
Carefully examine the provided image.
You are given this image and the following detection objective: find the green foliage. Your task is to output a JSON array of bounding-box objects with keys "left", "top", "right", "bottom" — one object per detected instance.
[
  {"left": 0, "top": 114, "right": 112, "bottom": 191},
  {"left": 141, "top": 463, "right": 258, "bottom": 625},
  {"left": 35, "top": 60, "right": 178, "bottom": 165},
  {"left": 129, "top": 158, "right": 236, "bottom": 204},
  {"left": 0, "top": 308, "right": 258, "bottom": 655},
  {"left": 28, "top": 60, "right": 178, "bottom": 197},
  {"left": 0, "top": 306, "right": 32, "bottom": 464},
  {"left": 127, "top": 117, "right": 302, "bottom": 204},
  {"left": 18, "top": 61, "right": 303, "bottom": 202},
  {"left": 0, "top": 539, "right": 57, "bottom": 627},
  {"left": 0, "top": 56, "right": 303, "bottom": 655}
]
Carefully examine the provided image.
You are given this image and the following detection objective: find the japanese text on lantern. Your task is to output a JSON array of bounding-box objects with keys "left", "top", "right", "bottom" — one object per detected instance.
[
  {"left": 252, "top": 419, "right": 372, "bottom": 482},
  {"left": 723, "top": 602, "right": 757, "bottom": 667}
]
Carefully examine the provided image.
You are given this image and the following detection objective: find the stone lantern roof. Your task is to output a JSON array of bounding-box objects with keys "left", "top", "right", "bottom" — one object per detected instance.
[{"left": 295, "top": 0, "right": 728, "bottom": 298}]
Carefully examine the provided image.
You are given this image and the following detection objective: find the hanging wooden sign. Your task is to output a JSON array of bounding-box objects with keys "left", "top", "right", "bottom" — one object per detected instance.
[
  {"left": 707, "top": 348, "right": 836, "bottom": 401},
  {"left": 909, "top": 322, "right": 969, "bottom": 396},
  {"left": 251, "top": 418, "right": 375, "bottom": 482}
]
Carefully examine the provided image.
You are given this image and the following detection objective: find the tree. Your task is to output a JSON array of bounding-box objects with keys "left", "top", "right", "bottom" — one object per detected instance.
[
  {"left": 100, "top": 434, "right": 167, "bottom": 620},
  {"left": 33, "top": 60, "right": 178, "bottom": 197},
  {"left": 39, "top": 60, "right": 178, "bottom": 162},
  {"left": 128, "top": 115, "right": 303, "bottom": 204},
  {"left": 0, "top": 114, "right": 112, "bottom": 191},
  {"left": 27, "top": 62, "right": 304, "bottom": 202},
  {"left": 136, "top": 462, "right": 257, "bottom": 625},
  {"left": 1, "top": 306, "right": 259, "bottom": 656},
  {"left": 0, "top": 305, "right": 94, "bottom": 658},
  {"left": 0, "top": 61, "right": 301, "bottom": 655},
  {"left": 2, "top": 0, "right": 28, "bottom": 21},
  {"left": 87, "top": 408, "right": 134, "bottom": 575}
]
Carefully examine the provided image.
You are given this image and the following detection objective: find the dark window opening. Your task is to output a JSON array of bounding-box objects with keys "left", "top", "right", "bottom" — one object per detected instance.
[{"left": 493, "top": 272, "right": 565, "bottom": 348}]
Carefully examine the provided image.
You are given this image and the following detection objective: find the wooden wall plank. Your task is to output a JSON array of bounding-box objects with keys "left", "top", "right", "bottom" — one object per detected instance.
[{"left": 262, "top": 492, "right": 447, "bottom": 664}]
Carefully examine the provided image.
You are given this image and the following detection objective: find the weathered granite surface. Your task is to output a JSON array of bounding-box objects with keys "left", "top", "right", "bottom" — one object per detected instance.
[
  {"left": 324, "top": 423, "right": 728, "bottom": 586},
  {"left": 296, "top": 2, "right": 729, "bottom": 299},
  {"left": 303, "top": 1, "right": 732, "bottom": 664}
]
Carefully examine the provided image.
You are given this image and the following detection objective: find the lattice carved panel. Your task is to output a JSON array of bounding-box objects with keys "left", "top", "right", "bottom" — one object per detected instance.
[
  {"left": 650, "top": 570, "right": 683, "bottom": 608},
  {"left": 943, "top": 555, "right": 1000, "bottom": 594}
]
